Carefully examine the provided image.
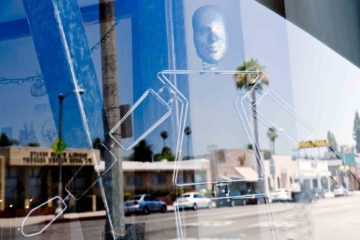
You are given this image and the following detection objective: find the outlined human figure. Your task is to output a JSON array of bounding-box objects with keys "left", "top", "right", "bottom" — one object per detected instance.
[{"left": 192, "top": 5, "right": 227, "bottom": 69}]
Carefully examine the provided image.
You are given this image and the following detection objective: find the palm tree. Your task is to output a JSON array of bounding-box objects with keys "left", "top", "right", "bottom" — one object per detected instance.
[
  {"left": 234, "top": 58, "right": 269, "bottom": 151},
  {"left": 267, "top": 127, "right": 278, "bottom": 154},
  {"left": 160, "top": 131, "right": 168, "bottom": 148},
  {"left": 131, "top": 140, "right": 153, "bottom": 162},
  {"left": 184, "top": 126, "right": 192, "bottom": 159},
  {"left": 234, "top": 59, "right": 269, "bottom": 195},
  {"left": 0, "top": 133, "right": 13, "bottom": 147}
]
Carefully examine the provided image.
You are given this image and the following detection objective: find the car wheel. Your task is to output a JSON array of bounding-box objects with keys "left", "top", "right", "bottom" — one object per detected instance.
[
  {"left": 161, "top": 205, "right": 167, "bottom": 213},
  {"left": 192, "top": 203, "right": 197, "bottom": 211},
  {"left": 143, "top": 206, "right": 149, "bottom": 215}
]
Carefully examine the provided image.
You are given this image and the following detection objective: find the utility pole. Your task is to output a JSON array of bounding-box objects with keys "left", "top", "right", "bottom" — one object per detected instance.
[
  {"left": 56, "top": 94, "right": 64, "bottom": 214},
  {"left": 99, "top": 0, "right": 125, "bottom": 239}
]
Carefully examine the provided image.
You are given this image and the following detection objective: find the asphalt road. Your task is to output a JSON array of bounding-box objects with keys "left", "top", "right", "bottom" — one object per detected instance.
[{"left": 2, "top": 195, "right": 360, "bottom": 240}]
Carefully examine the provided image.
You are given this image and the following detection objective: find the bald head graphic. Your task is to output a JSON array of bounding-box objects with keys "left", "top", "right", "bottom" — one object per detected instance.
[{"left": 192, "top": 5, "right": 227, "bottom": 65}]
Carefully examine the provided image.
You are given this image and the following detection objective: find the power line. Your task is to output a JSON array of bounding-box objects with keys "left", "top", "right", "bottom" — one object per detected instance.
[{"left": 0, "top": 19, "right": 120, "bottom": 86}]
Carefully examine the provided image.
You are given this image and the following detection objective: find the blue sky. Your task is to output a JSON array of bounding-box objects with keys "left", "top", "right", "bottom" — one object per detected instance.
[{"left": 1, "top": 0, "right": 360, "bottom": 156}]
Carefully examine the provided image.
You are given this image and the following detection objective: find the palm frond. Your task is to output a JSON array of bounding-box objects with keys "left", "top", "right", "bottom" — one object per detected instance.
[{"left": 233, "top": 58, "right": 269, "bottom": 92}]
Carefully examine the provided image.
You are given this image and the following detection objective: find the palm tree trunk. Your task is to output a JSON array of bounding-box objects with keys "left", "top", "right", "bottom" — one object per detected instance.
[
  {"left": 251, "top": 90, "right": 261, "bottom": 165},
  {"left": 251, "top": 89, "right": 265, "bottom": 194},
  {"left": 187, "top": 135, "right": 190, "bottom": 159},
  {"left": 272, "top": 140, "right": 275, "bottom": 154},
  {"left": 269, "top": 139, "right": 272, "bottom": 155}
]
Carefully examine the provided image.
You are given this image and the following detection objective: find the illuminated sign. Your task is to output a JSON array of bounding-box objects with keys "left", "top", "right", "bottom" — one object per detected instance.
[{"left": 298, "top": 139, "right": 329, "bottom": 149}]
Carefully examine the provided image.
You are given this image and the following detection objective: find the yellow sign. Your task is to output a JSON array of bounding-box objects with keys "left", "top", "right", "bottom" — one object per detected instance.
[
  {"left": 339, "top": 165, "right": 350, "bottom": 171},
  {"left": 298, "top": 139, "right": 329, "bottom": 149},
  {"left": 52, "top": 138, "right": 67, "bottom": 155}
]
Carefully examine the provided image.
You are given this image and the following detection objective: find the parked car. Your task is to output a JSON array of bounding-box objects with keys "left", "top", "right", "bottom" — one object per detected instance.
[
  {"left": 228, "top": 190, "right": 248, "bottom": 206},
  {"left": 213, "top": 183, "right": 231, "bottom": 207},
  {"left": 333, "top": 185, "right": 348, "bottom": 197},
  {"left": 174, "top": 192, "right": 212, "bottom": 210},
  {"left": 270, "top": 189, "right": 292, "bottom": 202},
  {"left": 213, "top": 183, "right": 269, "bottom": 207},
  {"left": 125, "top": 194, "right": 167, "bottom": 215}
]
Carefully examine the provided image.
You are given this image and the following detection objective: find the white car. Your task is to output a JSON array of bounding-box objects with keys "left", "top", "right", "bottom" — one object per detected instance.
[
  {"left": 270, "top": 189, "right": 292, "bottom": 202},
  {"left": 333, "top": 186, "right": 348, "bottom": 197},
  {"left": 174, "top": 192, "right": 212, "bottom": 210}
]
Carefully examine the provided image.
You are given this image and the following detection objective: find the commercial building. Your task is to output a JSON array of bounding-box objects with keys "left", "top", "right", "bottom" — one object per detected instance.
[
  {"left": 121, "top": 159, "right": 210, "bottom": 195},
  {"left": 0, "top": 146, "right": 101, "bottom": 213},
  {"left": 263, "top": 155, "right": 299, "bottom": 192},
  {"left": 297, "top": 159, "right": 332, "bottom": 193},
  {"left": 0, "top": 146, "right": 211, "bottom": 214}
]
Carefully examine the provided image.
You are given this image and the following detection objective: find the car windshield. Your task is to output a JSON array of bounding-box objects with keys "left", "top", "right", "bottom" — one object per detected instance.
[
  {"left": 130, "top": 195, "right": 142, "bottom": 200},
  {"left": 181, "top": 194, "right": 191, "bottom": 198}
]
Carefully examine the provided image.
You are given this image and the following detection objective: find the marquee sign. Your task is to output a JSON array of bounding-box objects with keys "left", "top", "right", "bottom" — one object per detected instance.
[
  {"left": 1, "top": 147, "right": 100, "bottom": 166},
  {"left": 298, "top": 139, "right": 329, "bottom": 149}
]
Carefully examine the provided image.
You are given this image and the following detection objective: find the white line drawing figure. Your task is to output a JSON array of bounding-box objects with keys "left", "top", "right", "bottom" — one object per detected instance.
[
  {"left": 245, "top": 88, "right": 314, "bottom": 146},
  {"left": 109, "top": 89, "right": 173, "bottom": 151},
  {"left": 163, "top": 68, "right": 314, "bottom": 240},
  {"left": 21, "top": 4, "right": 315, "bottom": 239},
  {"left": 166, "top": 5, "right": 278, "bottom": 239},
  {"left": 159, "top": 70, "right": 278, "bottom": 240}
]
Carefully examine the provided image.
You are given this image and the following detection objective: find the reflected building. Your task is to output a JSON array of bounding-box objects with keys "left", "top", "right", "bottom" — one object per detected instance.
[
  {"left": 0, "top": 146, "right": 210, "bottom": 214},
  {"left": 256, "top": 0, "right": 360, "bottom": 68},
  {"left": 0, "top": 147, "right": 101, "bottom": 213}
]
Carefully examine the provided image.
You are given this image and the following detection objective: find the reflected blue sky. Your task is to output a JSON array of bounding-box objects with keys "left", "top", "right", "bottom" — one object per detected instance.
[{"left": 0, "top": 0, "right": 359, "bottom": 156}]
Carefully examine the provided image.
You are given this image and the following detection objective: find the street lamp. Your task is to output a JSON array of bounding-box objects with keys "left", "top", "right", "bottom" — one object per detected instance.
[{"left": 55, "top": 87, "right": 85, "bottom": 214}]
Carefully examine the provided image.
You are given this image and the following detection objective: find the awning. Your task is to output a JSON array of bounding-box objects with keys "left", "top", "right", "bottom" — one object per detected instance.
[
  {"left": 216, "top": 175, "right": 232, "bottom": 182},
  {"left": 234, "top": 167, "right": 259, "bottom": 182},
  {"left": 300, "top": 171, "right": 331, "bottom": 178}
]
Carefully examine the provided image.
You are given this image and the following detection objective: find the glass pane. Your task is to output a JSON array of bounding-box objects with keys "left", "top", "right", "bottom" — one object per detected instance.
[{"left": 1, "top": 0, "right": 360, "bottom": 239}]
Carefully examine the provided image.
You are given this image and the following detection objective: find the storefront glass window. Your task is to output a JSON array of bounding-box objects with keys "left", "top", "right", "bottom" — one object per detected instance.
[{"left": 2, "top": 0, "right": 360, "bottom": 239}]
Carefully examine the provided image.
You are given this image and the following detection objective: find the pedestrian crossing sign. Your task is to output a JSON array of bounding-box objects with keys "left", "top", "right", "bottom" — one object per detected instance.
[{"left": 52, "top": 138, "right": 67, "bottom": 155}]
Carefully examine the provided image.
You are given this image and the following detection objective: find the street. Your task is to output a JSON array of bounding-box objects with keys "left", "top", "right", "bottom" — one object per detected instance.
[{"left": 2, "top": 195, "right": 360, "bottom": 240}]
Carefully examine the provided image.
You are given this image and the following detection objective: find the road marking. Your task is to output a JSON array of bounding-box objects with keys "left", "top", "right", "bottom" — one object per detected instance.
[
  {"left": 184, "top": 221, "right": 233, "bottom": 227},
  {"left": 169, "top": 238, "right": 241, "bottom": 240},
  {"left": 249, "top": 221, "right": 297, "bottom": 229}
]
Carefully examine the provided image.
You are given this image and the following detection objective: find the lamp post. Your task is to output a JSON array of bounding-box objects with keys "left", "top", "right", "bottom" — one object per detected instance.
[{"left": 55, "top": 87, "right": 85, "bottom": 214}]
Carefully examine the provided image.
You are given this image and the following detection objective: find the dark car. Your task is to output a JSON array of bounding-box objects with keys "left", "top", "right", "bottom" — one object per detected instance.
[
  {"left": 125, "top": 194, "right": 167, "bottom": 215},
  {"left": 213, "top": 183, "right": 269, "bottom": 207}
]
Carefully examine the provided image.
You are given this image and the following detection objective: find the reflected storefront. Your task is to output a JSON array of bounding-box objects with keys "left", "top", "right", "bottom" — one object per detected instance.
[
  {"left": 2, "top": 0, "right": 360, "bottom": 239},
  {"left": 0, "top": 147, "right": 101, "bottom": 214}
]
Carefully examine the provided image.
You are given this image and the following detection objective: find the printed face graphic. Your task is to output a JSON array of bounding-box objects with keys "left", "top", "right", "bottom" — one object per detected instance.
[{"left": 192, "top": 5, "right": 227, "bottom": 64}]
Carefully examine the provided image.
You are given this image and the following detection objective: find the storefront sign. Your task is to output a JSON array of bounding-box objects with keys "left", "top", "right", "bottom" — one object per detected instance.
[
  {"left": 298, "top": 139, "right": 329, "bottom": 149},
  {"left": 4, "top": 147, "right": 99, "bottom": 166},
  {"left": 22, "top": 151, "right": 93, "bottom": 165}
]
